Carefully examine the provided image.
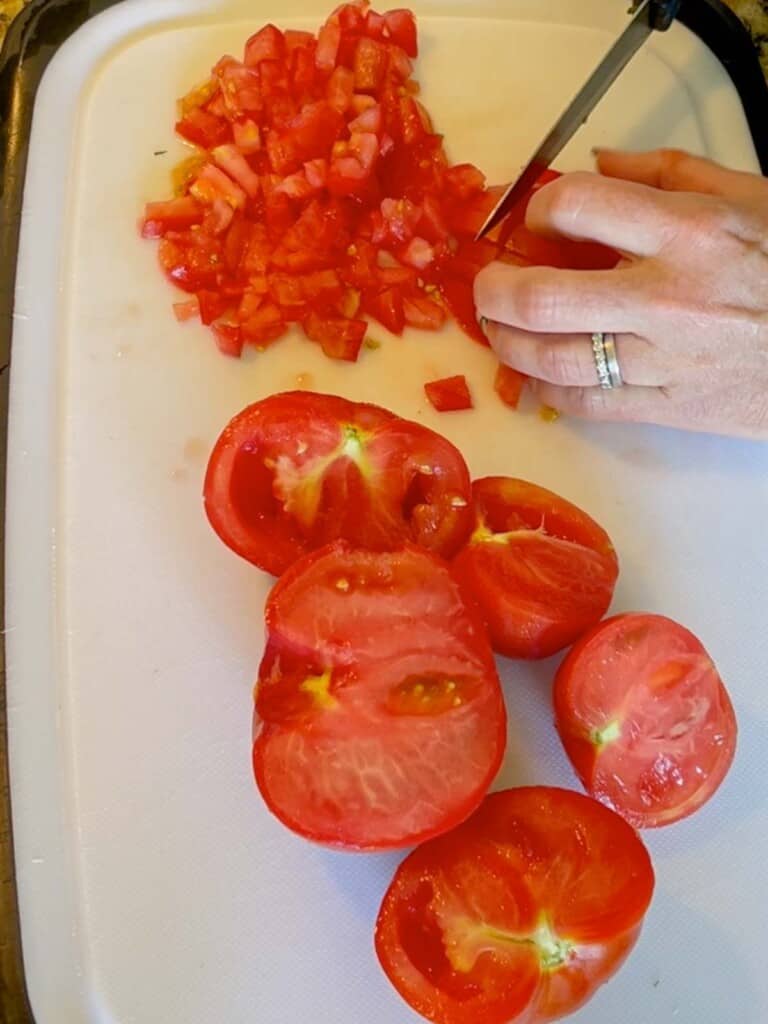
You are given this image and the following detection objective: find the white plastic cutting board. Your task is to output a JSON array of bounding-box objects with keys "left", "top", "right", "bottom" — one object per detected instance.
[{"left": 6, "top": 1, "right": 768, "bottom": 1022}]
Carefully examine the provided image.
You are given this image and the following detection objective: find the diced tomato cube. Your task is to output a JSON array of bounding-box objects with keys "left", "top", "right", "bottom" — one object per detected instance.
[
  {"left": 173, "top": 298, "right": 200, "bottom": 322},
  {"left": 190, "top": 164, "right": 247, "bottom": 209},
  {"left": 379, "top": 197, "right": 421, "bottom": 244},
  {"left": 365, "top": 9, "right": 386, "bottom": 38},
  {"left": 494, "top": 362, "right": 527, "bottom": 409},
  {"left": 141, "top": 197, "right": 204, "bottom": 238},
  {"left": 179, "top": 77, "right": 218, "bottom": 115},
  {"left": 304, "top": 158, "right": 328, "bottom": 189},
  {"left": 444, "top": 162, "right": 487, "bottom": 199},
  {"left": 418, "top": 194, "right": 449, "bottom": 242},
  {"left": 300, "top": 268, "right": 343, "bottom": 304},
  {"left": 196, "top": 289, "right": 231, "bottom": 326},
  {"left": 243, "top": 224, "right": 273, "bottom": 273},
  {"left": 302, "top": 311, "right": 367, "bottom": 361},
  {"left": 377, "top": 265, "right": 417, "bottom": 288},
  {"left": 284, "top": 29, "right": 315, "bottom": 52},
  {"left": 400, "top": 236, "right": 434, "bottom": 269},
  {"left": 384, "top": 9, "right": 418, "bottom": 57},
  {"left": 223, "top": 217, "right": 252, "bottom": 272},
  {"left": 326, "top": 65, "right": 355, "bottom": 113},
  {"left": 218, "top": 64, "right": 263, "bottom": 116},
  {"left": 212, "top": 323, "right": 244, "bottom": 357},
  {"left": 241, "top": 302, "right": 287, "bottom": 347},
  {"left": 259, "top": 59, "right": 291, "bottom": 99},
  {"left": 202, "top": 198, "right": 236, "bottom": 237},
  {"left": 354, "top": 37, "right": 388, "bottom": 92},
  {"left": 364, "top": 286, "right": 405, "bottom": 335},
  {"left": 349, "top": 102, "right": 382, "bottom": 135},
  {"left": 212, "top": 144, "right": 262, "bottom": 197},
  {"left": 316, "top": 20, "right": 341, "bottom": 71},
  {"left": 342, "top": 239, "right": 378, "bottom": 287},
  {"left": 290, "top": 101, "right": 344, "bottom": 159},
  {"left": 403, "top": 293, "right": 446, "bottom": 330},
  {"left": 291, "top": 44, "right": 318, "bottom": 99},
  {"left": 424, "top": 375, "right": 473, "bottom": 412},
  {"left": 336, "top": 1, "right": 368, "bottom": 34},
  {"left": 266, "top": 130, "right": 301, "bottom": 174},
  {"left": 388, "top": 44, "right": 414, "bottom": 81},
  {"left": 351, "top": 93, "right": 377, "bottom": 114},
  {"left": 268, "top": 272, "right": 307, "bottom": 319},
  {"left": 175, "top": 107, "right": 230, "bottom": 150},
  {"left": 238, "top": 289, "right": 264, "bottom": 321},
  {"left": 337, "top": 287, "right": 362, "bottom": 317},
  {"left": 232, "top": 119, "right": 262, "bottom": 153},
  {"left": 245, "top": 24, "right": 286, "bottom": 67}
]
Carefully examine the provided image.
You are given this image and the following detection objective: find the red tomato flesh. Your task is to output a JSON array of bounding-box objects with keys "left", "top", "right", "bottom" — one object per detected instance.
[
  {"left": 424, "top": 376, "right": 473, "bottom": 413},
  {"left": 204, "top": 391, "right": 474, "bottom": 576},
  {"left": 376, "top": 787, "right": 654, "bottom": 1024},
  {"left": 554, "top": 613, "right": 738, "bottom": 828},
  {"left": 452, "top": 478, "right": 618, "bottom": 660},
  {"left": 253, "top": 542, "right": 506, "bottom": 850}
]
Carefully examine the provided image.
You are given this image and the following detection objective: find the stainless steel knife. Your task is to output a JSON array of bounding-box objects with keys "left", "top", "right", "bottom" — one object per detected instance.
[{"left": 475, "top": 0, "right": 681, "bottom": 240}]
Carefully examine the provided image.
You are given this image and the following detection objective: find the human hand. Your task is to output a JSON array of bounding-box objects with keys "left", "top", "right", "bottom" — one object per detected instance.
[{"left": 474, "top": 149, "right": 768, "bottom": 439}]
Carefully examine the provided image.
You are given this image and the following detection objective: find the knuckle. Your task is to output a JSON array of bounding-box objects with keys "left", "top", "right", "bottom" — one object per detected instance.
[
  {"left": 537, "top": 172, "right": 594, "bottom": 230},
  {"left": 536, "top": 342, "right": 584, "bottom": 385},
  {"left": 657, "top": 148, "right": 694, "bottom": 189},
  {"left": 562, "top": 386, "right": 612, "bottom": 419},
  {"left": 512, "top": 277, "right": 560, "bottom": 331}
]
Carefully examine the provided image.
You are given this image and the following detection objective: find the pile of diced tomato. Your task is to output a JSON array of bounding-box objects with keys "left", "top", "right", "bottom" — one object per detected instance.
[{"left": 141, "top": 1, "right": 505, "bottom": 364}]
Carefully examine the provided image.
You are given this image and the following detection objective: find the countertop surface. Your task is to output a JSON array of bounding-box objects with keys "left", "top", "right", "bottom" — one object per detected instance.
[{"left": 0, "top": 1, "right": 765, "bottom": 1023}]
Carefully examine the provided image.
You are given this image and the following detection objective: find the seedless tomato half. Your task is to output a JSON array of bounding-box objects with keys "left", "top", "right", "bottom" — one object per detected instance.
[
  {"left": 204, "top": 391, "right": 473, "bottom": 576},
  {"left": 375, "top": 787, "right": 654, "bottom": 1024},
  {"left": 554, "top": 613, "right": 738, "bottom": 828},
  {"left": 452, "top": 478, "right": 618, "bottom": 660},
  {"left": 253, "top": 542, "right": 506, "bottom": 850}
]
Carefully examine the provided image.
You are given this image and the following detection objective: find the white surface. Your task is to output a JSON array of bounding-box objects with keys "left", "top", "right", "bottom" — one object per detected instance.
[{"left": 6, "top": 1, "right": 767, "bottom": 1022}]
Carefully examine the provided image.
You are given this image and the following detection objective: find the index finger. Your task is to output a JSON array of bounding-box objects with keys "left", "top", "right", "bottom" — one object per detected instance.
[
  {"left": 474, "top": 261, "right": 648, "bottom": 335},
  {"left": 526, "top": 171, "right": 682, "bottom": 257}
]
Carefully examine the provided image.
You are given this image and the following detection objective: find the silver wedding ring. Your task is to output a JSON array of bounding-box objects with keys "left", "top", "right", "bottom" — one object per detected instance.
[{"left": 591, "top": 332, "right": 624, "bottom": 389}]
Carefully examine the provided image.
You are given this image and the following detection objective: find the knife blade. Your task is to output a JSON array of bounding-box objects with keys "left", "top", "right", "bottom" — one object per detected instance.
[{"left": 475, "top": 0, "right": 681, "bottom": 240}]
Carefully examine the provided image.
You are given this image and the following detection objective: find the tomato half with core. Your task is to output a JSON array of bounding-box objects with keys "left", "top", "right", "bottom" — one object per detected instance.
[
  {"left": 452, "top": 478, "right": 618, "bottom": 660},
  {"left": 375, "top": 786, "right": 654, "bottom": 1024},
  {"left": 204, "top": 391, "right": 473, "bottom": 576},
  {"left": 554, "top": 613, "right": 738, "bottom": 828},
  {"left": 253, "top": 542, "right": 506, "bottom": 850}
]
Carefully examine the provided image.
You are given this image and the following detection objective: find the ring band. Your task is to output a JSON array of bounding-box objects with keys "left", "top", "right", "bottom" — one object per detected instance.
[{"left": 591, "top": 332, "right": 624, "bottom": 389}]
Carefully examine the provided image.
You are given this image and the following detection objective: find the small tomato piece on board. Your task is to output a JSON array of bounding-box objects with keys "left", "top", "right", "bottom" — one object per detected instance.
[
  {"left": 253, "top": 542, "right": 506, "bottom": 850},
  {"left": 203, "top": 390, "right": 474, "bottom": 575},
  {"left": 453, "top": 477, "right": 619, "bottom": 660},
  {"left": 141, "top": 197, "right": 204, "bottom": 238},
  {"left": 175, "top": 106, "right": 230, "bottom": 150},
  {"left": 302, "top": 311, "right": 367, "bottom": 361},
  {"left": 425, "top": 375, "right": 473, "bottom": 413},
  {"left": 494, "top": 363, "right": 527, "bottom": 409},
  {"left": 403, "top": 294, "right": 445, "bottom": 330},
  {"left": 383, "top": 8, "right": 418, "bottom": 56},
  {"left": 244, "top": 24, "right": 286, "bottom": 66},
  {"left": 376, "top": 787, "right": 654, "bottom": 1024},
  {"left": 554, "top": 613, "right": 738, "bottom": 829}
]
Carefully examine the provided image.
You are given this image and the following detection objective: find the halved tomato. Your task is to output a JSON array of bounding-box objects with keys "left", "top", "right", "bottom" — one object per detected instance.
[
  {"left": 204, "top": 391, "right": 474, "bottom": 576},
  {"left": 452, "top": 478, "right": 618, "bottom": 659},
  {"left": 554, "top": 613, "right": 738, "bottom": 828},
  {"left": 375, "top": 787, "right": 654, "bottom": 1024},
  {"left": 253, "top": 542, "right": 506, "bottom": 849}
]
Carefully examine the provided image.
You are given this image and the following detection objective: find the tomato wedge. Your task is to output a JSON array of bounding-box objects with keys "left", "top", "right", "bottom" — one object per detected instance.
[
  {"left": 204, "top": 391, "right": 473, "bottom": 576},
  {"left": 253, "top": 542, "right": 506, "bottom": 850},
  {"left": 452, "top": 478, "right": 618, "bottom": 660},
  {"left": 554, "top": 613, "right": 738, "bottom": 828},
  {"left": 375, "top": 787, "right": 654, "bottom": 1024}
]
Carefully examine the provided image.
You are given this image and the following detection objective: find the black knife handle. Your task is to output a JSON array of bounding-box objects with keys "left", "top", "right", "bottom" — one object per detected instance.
[{"left": 650, "top": 0, "right": 682, "bottom": 30}]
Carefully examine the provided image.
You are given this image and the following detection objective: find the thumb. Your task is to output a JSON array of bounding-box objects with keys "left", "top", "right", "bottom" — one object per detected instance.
[{"left": 594, "top": 148, "right": 765, "bottom": 204}]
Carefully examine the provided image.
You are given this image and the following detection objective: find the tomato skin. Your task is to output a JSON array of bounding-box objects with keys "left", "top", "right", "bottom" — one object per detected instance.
[
  {"left": 452, "top": 478, "right": 619, "bottom": 660},
  {"left": 375, "top": 786, "right": 654, "bottom": 1024},
  {"left": 253, "top": 542, "right": 506, "bottom": 850},
  {"left": 554, "top": 613, "right": 738, "bottom": 828},
  {"left": 204, "top": 391, "right": 474, "bottom": 576},
  {"left": 424, "top": 376, "right": 473, "bottom": 413}
]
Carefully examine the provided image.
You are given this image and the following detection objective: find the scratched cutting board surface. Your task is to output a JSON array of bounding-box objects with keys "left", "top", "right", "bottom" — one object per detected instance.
[{"left": 5, "top": 1, "right": 768, "bottom": 1022}]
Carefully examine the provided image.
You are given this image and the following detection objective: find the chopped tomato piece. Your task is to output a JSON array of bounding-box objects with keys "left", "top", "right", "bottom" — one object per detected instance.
[
  {"left": 245, "top": 24, "right": 286, "bottom": 66},
  {"left": 232, "top": 119, "right": 262, "bottom": 153},
  {"left": 376, "top": 787, "right": 654, "bottom": 1024},
  {"left": 175, "top": 107, "right": 230, "bottom": 150},
  {"left": 190, "top": 163, "right": 247, "bottom": 209},
  {"left": 383, "top": 8, "right": 418, "bottom": 56},
  {"left": 400, "top": 236, "right": 434, "bottom": 269},
  {"left": 452, "top": 478, "right": 619, "bottom": 659},
  {"left": 253, "top": 543, "right": 506, "bottom": 849},
  {"left": 554, "top": 614, "right": 738, "bottom": 828},
  {"left": 212, "top": 322, "right": 244, "bottom": 357},
  {"left": 326, "top": 65, "right": 355, "bottom": 113},
  {"left": 364, "top": 286, "right": 405, "bottom": 335},
  {"left": 241, "top": 301, "right": 286, "bottom": 347},
  {"left": 354, "top": 37, "right": 388, "bottom": 92},
  {"left": 141, "top": 197, "right": 204, "bottom": 238},
  {"left": 315, "top": 19, "right": 341, "bottom": 70},
  {"left": 197, "top": 289, "right": 232, "bottom": 326},
  {"left": 302, "top": 311, "right": 367, "bottom": 360},
  {"left": 203, "top": 390, "right": 474, "bottom": 574},
  {"left": 173, "top": 298, "right": 200, "bottom": 322},
  {"left": 403, "top": 293, "right": 445, "bottom": 330},
  {"left": 494, "top": 362, "right": 527, "bottom": 409},
  {"left": 425, "top": 375, "right": 473, "bottom": 412},
  {"left": 211, "top": 144, "right": 262, "bottom": 197}
]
